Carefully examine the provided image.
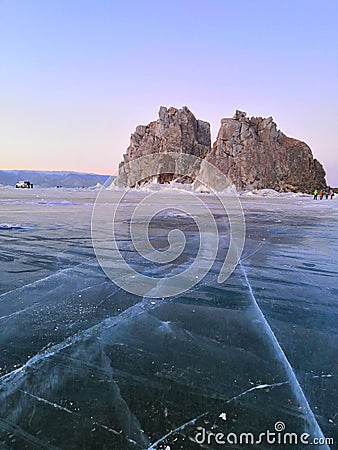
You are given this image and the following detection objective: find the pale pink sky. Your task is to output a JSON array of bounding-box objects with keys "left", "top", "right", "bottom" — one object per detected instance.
[{"left": 1, "top": 1, "right": 337, "bottom": 185}]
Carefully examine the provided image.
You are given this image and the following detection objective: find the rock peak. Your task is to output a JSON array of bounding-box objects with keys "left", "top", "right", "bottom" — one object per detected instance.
[
  {"left": 232, "top": 110, "right": 247, "bottom": 120},
  {"left": 207, "top": 112, "right": 326, "bottom": 192},
  {"left": 116, "top": 107, "right": 327, "bottom": 193},
  {"left": 118, "top": 106, "right": 211, "bottom": 186}
]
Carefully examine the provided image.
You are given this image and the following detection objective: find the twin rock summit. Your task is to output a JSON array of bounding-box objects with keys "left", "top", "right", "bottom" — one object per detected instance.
[{"left": 117, "top": 106, "right": 327, "bottom": 193}]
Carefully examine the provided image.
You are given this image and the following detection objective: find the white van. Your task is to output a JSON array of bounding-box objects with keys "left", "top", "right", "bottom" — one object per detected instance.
[{"left": 15, "top": 181, "right": 33, "bottom": 188}]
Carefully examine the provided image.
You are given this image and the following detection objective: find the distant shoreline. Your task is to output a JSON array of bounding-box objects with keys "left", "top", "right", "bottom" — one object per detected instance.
[{"left": 0, "top": 170, "right": 112, "bottom": 189}]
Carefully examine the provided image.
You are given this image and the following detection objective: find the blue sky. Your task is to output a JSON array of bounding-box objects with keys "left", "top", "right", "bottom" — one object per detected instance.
[{"left": 1, "top": 0, "right": 338, "bottom": 185}]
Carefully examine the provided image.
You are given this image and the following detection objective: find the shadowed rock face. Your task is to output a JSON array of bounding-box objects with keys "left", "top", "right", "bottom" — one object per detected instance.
[
  {"left": 205, "top": 110, "right": 327, "bottom": 192},
  {"left": 117, "top": 107, "right": 327, "bottom": 193},
  {"left": 118, "top": 106, "right": 211, "bottom": 187}
]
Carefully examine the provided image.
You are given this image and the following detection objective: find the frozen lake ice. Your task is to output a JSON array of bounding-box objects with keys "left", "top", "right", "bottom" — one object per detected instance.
[{"left": 0, "top": 187, "right": 337, "bottom": 449}]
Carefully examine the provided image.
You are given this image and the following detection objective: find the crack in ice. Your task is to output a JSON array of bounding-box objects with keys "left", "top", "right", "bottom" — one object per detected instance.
[
  {"left": 311, "top": 374, "right": 333, "bottom": 379},
  {"left": 240, "top": 240, "right": 266, "bottom": 262},
  {"left": 0, "top": 277, "right": 108, "bottom": 322},
  {"left": 0, "top": 267, "right": 75, "bottom": 298},
  {"left": 19, "top": 390, "right": 75, "bottom": 414},
  {"left": 239, "top": 261, "right": 331, "bottom": 449},
  {"left": 19, "top": 390, "right": 141, "bottom": 446},
  {"left": 224, "top": 381, "right": 290, "bottom": 404},
  {"left": 0, "top": 293, "right": 164, "bottom": 384},
  {"left": 146, "top": 379, "right": 291, "bottom": 449},
  {"left": 145, "top": 412, "right": 208, "bottom": 450},
  {"left": 0, "top": 304, "right": 37, "bottom": 321}
]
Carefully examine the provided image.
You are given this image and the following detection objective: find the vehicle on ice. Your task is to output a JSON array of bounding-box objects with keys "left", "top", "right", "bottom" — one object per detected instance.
[{"left": 15, "top": 181, "right": 33, "bottom": 188}]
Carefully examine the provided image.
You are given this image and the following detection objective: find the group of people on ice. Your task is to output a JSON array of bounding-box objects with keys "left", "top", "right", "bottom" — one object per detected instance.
[{"left": 313, "top": 188, "right": 335, "bottom": 200}]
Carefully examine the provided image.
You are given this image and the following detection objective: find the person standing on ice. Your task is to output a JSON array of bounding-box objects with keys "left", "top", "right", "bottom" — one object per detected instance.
[
  {"left": 319, "top": 190, "right": 324, "bottom": 200},
  {"left": 330, "top": 189, "right": 335, "bottom": 200},
  {"left": 313, "top": 189, "right": 319, "bottom": 200}
]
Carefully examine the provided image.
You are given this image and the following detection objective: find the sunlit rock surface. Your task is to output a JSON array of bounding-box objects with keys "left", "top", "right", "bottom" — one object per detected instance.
[
  {"left": 117, "top": 106, "right": 211, "bottom": 187},
  {"left": 206, "top": 110, "right": 327, "bottom": 193},
  {"left": 116, "top": 107, "right": 327, "bottom": 193}
]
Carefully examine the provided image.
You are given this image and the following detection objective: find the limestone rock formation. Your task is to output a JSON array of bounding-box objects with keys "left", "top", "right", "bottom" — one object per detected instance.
[
  {"left": 205, "top": 110, "right": 327, "bottom": 192},
  {"left": 116, "top": 107, "right": 327, "bottom": 193},
  {"left": 117, "top": 106, "right": 211, "bottom": 187}
]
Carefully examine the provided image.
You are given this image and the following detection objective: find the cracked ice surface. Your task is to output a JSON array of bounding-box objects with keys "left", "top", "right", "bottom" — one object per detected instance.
[{"left": 0, "top": 188, "right": 337, "bottom": 449}]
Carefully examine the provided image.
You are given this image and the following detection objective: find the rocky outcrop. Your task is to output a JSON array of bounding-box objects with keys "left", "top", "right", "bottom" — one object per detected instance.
[
  {"left": 116, "top": 107, "right": 327, "bottom": 193},
  {"left": 117, "top": 106, "right": 211, "bottom": 187},
  {"left": 205, "top": 110, "right": 327, "bottom": 192}
]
